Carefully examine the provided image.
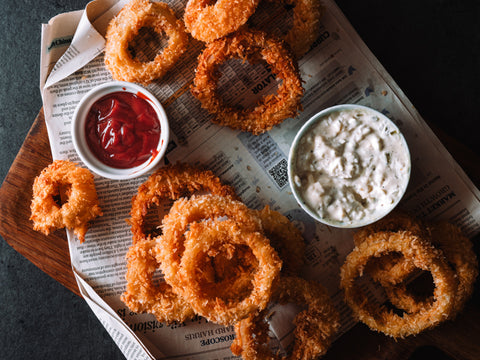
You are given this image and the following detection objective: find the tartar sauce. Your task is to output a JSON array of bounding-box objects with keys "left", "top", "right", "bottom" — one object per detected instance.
[{"left": 291, "top": 107, "right": 410, "bottom": 226}]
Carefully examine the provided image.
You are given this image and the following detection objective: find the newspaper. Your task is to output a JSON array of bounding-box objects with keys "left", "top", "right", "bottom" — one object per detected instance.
[{"left": 39, "top": 0, "right": 480, "bottom": 359}]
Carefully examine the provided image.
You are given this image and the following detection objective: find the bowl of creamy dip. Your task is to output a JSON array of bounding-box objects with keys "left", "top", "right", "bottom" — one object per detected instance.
[{"left": 288, "top": 104, "right": 411, "bottom": 228}]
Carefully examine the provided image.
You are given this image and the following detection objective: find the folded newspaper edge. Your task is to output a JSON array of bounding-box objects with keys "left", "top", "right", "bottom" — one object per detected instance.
[{"left": 74, "top": 270, "right": 157, "bottom": 359}]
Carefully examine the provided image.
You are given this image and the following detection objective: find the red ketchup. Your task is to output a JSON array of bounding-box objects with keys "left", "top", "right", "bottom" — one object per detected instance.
[{"left": 85, "top": 91, "right": 161, "bottom": 169}]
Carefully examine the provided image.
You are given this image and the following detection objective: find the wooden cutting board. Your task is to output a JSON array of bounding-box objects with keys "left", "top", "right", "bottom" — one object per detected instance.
[
  {"left": 1, "top": 109, "right": 479, "bottom": 359},
  {"left": 0, "top": 109, "right": 77, "bottom": 294}
]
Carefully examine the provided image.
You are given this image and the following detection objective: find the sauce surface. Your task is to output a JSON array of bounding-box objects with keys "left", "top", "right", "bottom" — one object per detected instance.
[
  {"left": 292, "top": 108, "right": 410, "bottom": 226},
  {"left": 85, "top": 91, "right": 161, "bottom": 169}
]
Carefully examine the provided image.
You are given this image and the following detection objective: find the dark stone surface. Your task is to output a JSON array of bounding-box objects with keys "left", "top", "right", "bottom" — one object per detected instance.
[
  {"left": 1, "top": 1, "right": 478, "bottom": 359},
  {"left": 1, "top": 2, "right": 125, "bottom": 359}
]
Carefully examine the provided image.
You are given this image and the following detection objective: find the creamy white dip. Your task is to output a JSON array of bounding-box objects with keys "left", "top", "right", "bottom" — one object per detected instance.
[{"left": 292, "top": 107, "right": 410, "bottom": 226}]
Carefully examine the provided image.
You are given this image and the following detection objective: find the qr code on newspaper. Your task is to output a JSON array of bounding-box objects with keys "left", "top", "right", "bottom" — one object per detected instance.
[{"left": 268, "top": 158, "right": 288, "bottom": 189}]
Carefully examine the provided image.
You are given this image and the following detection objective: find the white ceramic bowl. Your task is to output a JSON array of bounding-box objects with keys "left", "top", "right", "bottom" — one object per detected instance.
[
  {"left": 72, "top": 81, "right": 169, "bottom": 180},
  {"left": 288, "top": 104, "right": 411, "bottom": 228}
]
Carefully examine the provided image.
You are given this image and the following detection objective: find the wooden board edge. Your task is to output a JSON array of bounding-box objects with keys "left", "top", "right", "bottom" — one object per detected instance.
[{"left": 0, "top": 108, "right": 81, "bottom": 297}]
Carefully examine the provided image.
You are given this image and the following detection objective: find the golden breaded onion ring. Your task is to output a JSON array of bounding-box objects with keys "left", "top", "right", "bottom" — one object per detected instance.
[
  {"left": 385, "top": 221, "right": 478, "bottom": 317},
  {"left": 231, "top": 276, "right": 340, "bottom": 359},
  {"left": 120, "top": 238, "right": 195, "bottom": 323},
  {"left": 128, "top": 163, "right": 237, "bottom": 244},
  {"left": 340, "top": 230, "right": 457, "bottom": 338},
  {"left": 30, "top": 160, "right": 102, "bottom": 243},
  {"left": 157, "top": 194, "right": 264, "bottom": 294},
  {"left": 353, "top": 211, "right": 428, "bottom": 286},
  {"left": 261, "top": 0, "right": 325, "bottom": 58},
  {"left": 257, "top": 205, "right": 305, "bottom": 276},
  {"left": 353, "top": 211, "right": 428, "bottom": 248},
  {"left": 184, "top": 0, "right": 261, "bottom": 42},
  {"left": 104, "top": 0, "right": 188, "bottom": 85},
  {"left": 175, "top": 219, "right": 282, "bottom": 325},
  {"left": 191, "top": 29, "right": 304, "bottom": 135},
  {"left": 425, "top": 222, "right": 478, "bottom": 315}
]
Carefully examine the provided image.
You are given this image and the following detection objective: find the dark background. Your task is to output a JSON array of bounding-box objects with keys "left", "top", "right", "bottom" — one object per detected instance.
[{"left": 1, "top": 1, "right": 479, "bottom": 359}]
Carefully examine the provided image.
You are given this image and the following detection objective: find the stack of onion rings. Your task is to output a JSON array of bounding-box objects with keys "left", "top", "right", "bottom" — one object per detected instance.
[
  {"left": 174, "top": 218, "right": 282, "bottom": 325},
  {"left": 384, "top": 221, "right": 478, "bottom": 318},
  {"left": 30, "top": 160, "right": 103, "bottom": 243},
  {"left": 340, "top": 215, "right": 478, "bottom": 338},
  {"left": 123, "top": 165, "right": 242, "bottom": 324},
  {"left": 340, "top": 230, "right": 457, "bottom": 338},
  {"left": 121, "top": 167, "right": 338, "bottom": 357},
  {"left": 104, "top": 0, "right": 189, "bottom": 85},
  {"left": 156, "top": 194, "right": 265, "bottom": 294},
  {"left": 191, "top": 28, "right": 304, "bottom": 135},
  {"left": 184, "top": 0, "right": 261, "bottom": 42}
]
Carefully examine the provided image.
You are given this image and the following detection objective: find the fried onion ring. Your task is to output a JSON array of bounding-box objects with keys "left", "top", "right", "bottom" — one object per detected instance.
[
  {"left": 175, "top": 219, "right": 282, "bottom": 325},
  {"left": 157, "top": 194, "right": 264, "bottom": 294},
  {"left": 353, "top": 211, "right": 428, "bottom": 286},
  {"left": 340, "top": 230, "right": 457, "bottom": 338},
  {"left": 257, "top": 206, "right": 305, "bottom": 276},
  {"left": 430, "top": 222, "right": 478, "bottom": 315},
  {"left": 120, "top": 238, "right": 195, "bottom": 323},
  {"left": 191, "top": 29, "right": 304, "bottom": 135},
  {"left": 104, "top": 0, "right": 188, "bottom": 85},
  {"left": 385, "top": 221, "right": 478, "bottom": 317},
  {"left": 184, "top": 0, "right": 260, "bottom": 42},
  {"left": 30, "top": 160, "right": 102, "bottom": 243},
  {"left": 259, "top": 0, "right": 325, "bottom": 58},
  {"left": 353, "top": 211, "right": 427, "bottom": 247},
  {"left": 128, "top": 163, "right": 238, "bottom": 243},
  {"left": 231, "top": 276, "right": 340, "bottom": 359}
]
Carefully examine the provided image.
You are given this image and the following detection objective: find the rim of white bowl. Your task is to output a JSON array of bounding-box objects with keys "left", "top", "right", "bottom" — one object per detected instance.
[{"left": 72, "top": 81, "right": 170, "bottom": 180}]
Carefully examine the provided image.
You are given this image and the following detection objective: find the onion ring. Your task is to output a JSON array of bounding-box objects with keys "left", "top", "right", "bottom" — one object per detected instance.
[
  {"left": 340, "top": 230, "right": 457, "bottom": 338},
  {"left": 385, "top": 221, "right": 478, "bottom": 317},
  {"left": 382, "top": 274, "right": 432, "bottom": 316},
  {"left": 104, "top": 0, "right": 188, "bottom": 85},
  {"left": 30, "top": 160, "right": 103, "bottom": 243},
  {"left": 157, "top": 194, "right": 264, "bottom": 295},
  {"left": 259, "top": 0, "right": 325, "bottom": 58},
  {"left": 194, "top": 229, "right": 260, "bottom": 304},
  {"left": 353, "top": 211, "right": 427, "bottom": 247},
  {"left": 128, "top": 162, "right": 238, "bottom": 243},
  {"left": 175, "top": 219, "right": 282, "bottom": 325},
  {"left": 120, "top": 238, "right": 195, "bottom": 323},
  {"left": 431, "top": 222, "right": 478, "bottom": 315},
  {"left": 353, "top": 211, "right": 428, "bottom": 286},
  {"left": 184, "top": 0, "right": 260, "bottom": 42},
  {"left": 191, "top": 28, "right": 304, "bottom": 135},
  {"left": 231, "top": 276, "right": 340, "bottom": 359},
  {"left": 257, "top": 206, "right": 305, "bottom": 275}
]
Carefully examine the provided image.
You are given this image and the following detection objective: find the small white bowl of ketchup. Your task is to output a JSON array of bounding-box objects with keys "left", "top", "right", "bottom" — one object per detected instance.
[{"left": 72, "top": 81, "right": 170, "bottom": 180}]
